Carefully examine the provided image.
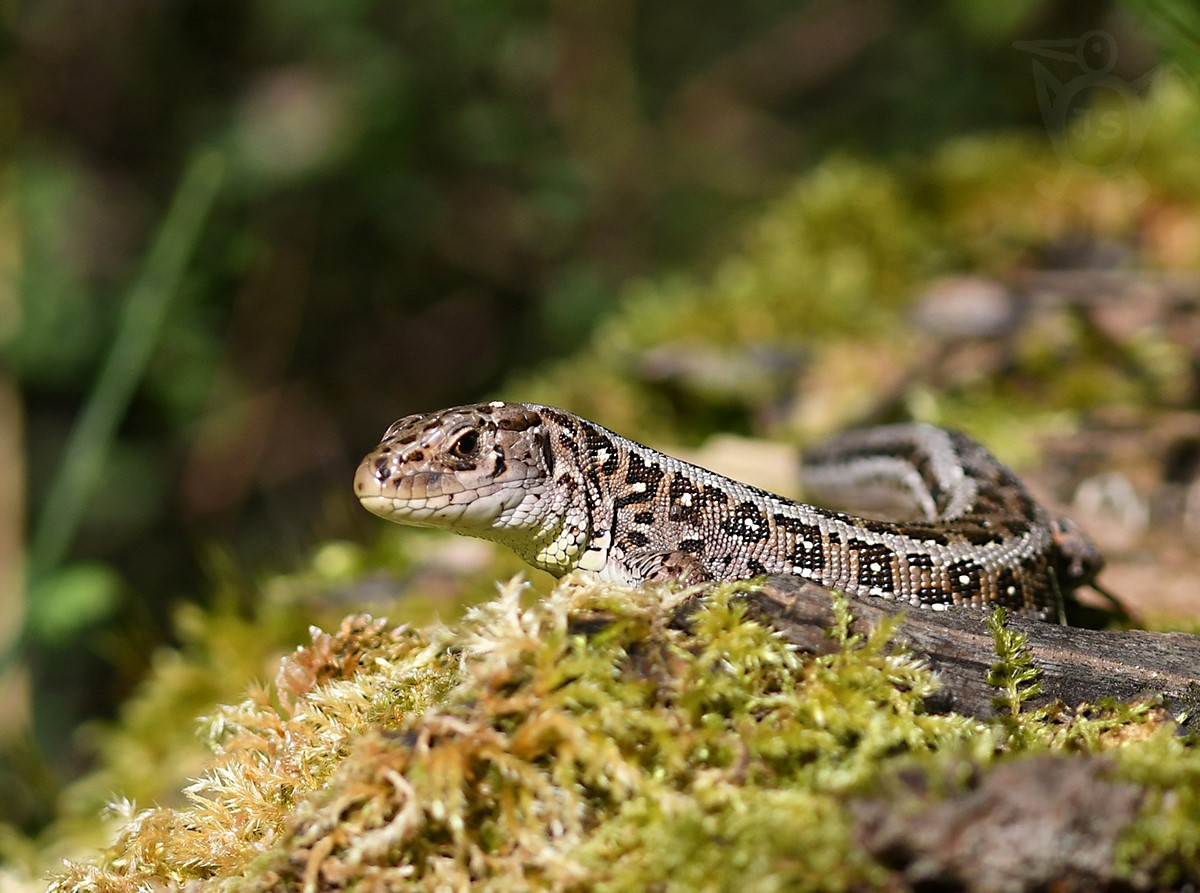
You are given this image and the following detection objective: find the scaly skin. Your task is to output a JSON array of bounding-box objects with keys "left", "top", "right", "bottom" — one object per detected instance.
[{"left": 355, "top": 401, "right": 1102, "bottom": 620}]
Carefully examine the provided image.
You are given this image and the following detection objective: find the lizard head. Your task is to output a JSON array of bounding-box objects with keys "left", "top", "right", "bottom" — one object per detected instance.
[{"left": 354, "top": 402, "right": 557, "bottom": 537}]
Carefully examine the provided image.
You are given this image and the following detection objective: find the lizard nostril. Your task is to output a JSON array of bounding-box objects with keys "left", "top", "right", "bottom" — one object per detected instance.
[{"left": 373, "top": 458, "right": 392, "bottom": 481}]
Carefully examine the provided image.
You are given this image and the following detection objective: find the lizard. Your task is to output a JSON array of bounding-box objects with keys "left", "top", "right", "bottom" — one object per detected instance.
[{"left": 354, "top": 401, "right": 1104, "bottom": 621}]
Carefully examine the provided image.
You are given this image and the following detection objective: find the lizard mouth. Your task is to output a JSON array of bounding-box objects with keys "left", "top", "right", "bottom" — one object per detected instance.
[
  {"left": 358, "top": 494, "right": 438, "bottom": 527},
  {"left": 353, "top": 454, "right": 515, "bottom": 531},
  {"left": 354, "top": 457, "right": 450, "bottom": 520}
]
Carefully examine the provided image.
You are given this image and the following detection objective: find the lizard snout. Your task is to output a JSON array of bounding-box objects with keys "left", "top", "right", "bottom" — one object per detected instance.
[{"left": 354, "top": 451, "right": 395, "bottom": 497}]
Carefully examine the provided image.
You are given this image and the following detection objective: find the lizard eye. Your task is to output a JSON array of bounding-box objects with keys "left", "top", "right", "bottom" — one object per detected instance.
[{"left": 450, "top": 430, "right": 480, "bottom": 458}]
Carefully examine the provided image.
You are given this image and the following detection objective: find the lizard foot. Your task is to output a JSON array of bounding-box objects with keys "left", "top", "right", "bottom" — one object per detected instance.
[{"left": 644, "top": 551, "right": 713, "bottom": 586}]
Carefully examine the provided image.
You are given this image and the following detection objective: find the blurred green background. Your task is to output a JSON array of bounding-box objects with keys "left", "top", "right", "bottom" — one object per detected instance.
[{"left": 2, "top": 0, "right": 1197, "bottom": 857}]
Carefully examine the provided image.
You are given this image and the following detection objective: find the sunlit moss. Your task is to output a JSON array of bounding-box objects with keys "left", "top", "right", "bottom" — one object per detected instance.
[
  {"left": 39, "top": 534, "right": 517, "bottom": 872},
  {"left": 46, "top": 577, "right": 1200, "bottom": 891}
]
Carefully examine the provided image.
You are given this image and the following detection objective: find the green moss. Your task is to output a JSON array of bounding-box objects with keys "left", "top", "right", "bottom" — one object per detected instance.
[
  {"left": 39, "top": 534, "right": 518, "bottom": 870},
  {"left": 987, "top": 607, "right": 1045, "bottom": 720},
  {"left": 45, "top": 578, "right": 1200, "bottom": 891}
]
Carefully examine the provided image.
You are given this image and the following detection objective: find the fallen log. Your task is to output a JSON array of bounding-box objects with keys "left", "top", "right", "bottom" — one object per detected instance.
[{"left": 740, "top": 575, "right": 1200, "bottom": 723}]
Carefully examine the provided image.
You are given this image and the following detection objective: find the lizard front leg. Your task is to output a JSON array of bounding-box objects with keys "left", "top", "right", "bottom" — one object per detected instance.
[{"left": 628, "top": 548, "right": 715, "bottom": 586}]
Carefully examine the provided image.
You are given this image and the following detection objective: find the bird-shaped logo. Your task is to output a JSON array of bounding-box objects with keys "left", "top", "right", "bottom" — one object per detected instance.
[{"left": 1013, "top": 30, "right": 1158, "bottom": 178}]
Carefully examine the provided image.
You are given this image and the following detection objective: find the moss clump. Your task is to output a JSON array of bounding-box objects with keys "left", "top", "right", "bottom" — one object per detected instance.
[{"left": 46, "top": 577, "right": 1200, "bottom": 891}]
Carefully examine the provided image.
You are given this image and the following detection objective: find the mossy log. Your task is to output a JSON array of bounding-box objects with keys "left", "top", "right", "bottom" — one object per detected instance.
[{"left": 740, "top": 576, "right": 1200, "bottom": 723}]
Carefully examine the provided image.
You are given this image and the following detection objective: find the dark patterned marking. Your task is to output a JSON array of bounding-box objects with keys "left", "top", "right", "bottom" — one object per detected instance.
[
  {"left": 994, "top": 567, "right": 1024, "bottom": 611},
  {"left": 907, "top": 551, "right": 935, "bottom": 570},
  {"left": 613, "top": 492, "right": 653, "bottom": 511},
  {"left": 774, "top": 515, "right": 826, "bottom": 572},
  {"left": 491, "top": 447, "right": 506, "bottom": 477},
  {"left": 624, "top": 450, "right": 663, "bottom": 488},
  {"left": 668, "top": 474, "right": 702, "bottom": 522},
  {"left": 614, "top": 452, "right": 663, "bottom": 509},
  {"left": 773, "top": 513, "right": 797, "bottom": 529},
  {"left": 1022, "top": 552, "right": 1049, "bottom": 577},
  {"left": 585, "top": 427, "right": 619, "bottom": 474},
  {"left": 623, "top": 530, "right": 649, "bottom": 548},
  {"left": 849, "top": 540, "right": 897, "bottom": 592},
  {"left": 584, "top": 467, "right": 603, "bottom": 492},
  {"left": 999, "top": 515, "right": 1032, "bottom": 538},
  {"left": 544, "top": 410, "right": 580, "bottom": 442},
  {"left": 634, "top": 510, "right": 656, "bottom": 525},
  {"left": 679, "top": 538, "right": 705, "bottom": 554},
  {"left": 600, "top": 450, "right": 620, "bottom": 476},
  {"left": 746, "top": 558, "right": 767, "bottom": 575},
  {"left": 1010, "top": 493, "right": 1037, "bottom": 522},
  {"left": 917, "top": 586, "right": 954, "bottom": 606},
  {"left": 958, "top": 521, "right": 1005, "bottom": 547},
  {"left": 946, "top": 558, "right": 985, "bottom": 602},
  {"left": 698, "top": 485, "right": 731, "bottom": 510},
  {"left": 497, "top": 409, "right": 541, "bottom": 431},
  {"left": 720, "top": 502, "right": 771, "bottom": 542}
]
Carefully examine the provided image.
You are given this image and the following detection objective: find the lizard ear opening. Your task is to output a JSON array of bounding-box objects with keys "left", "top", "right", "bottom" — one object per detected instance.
[{"left": 538, "top": 430, "right": 556, "bottom": 476}]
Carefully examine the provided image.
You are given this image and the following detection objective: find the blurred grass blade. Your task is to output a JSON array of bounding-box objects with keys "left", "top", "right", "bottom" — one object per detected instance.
[
  {"left": 28, "top": 151, "right": 225, "bottom": 581},
  {"left": 1128, "top": 0, "right": 1200, "bottom": 81}
]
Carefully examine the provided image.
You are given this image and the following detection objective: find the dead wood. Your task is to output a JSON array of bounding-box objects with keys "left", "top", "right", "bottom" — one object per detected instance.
[{"left": 740, "top": 575, "right": 1200, "bottom": 723}]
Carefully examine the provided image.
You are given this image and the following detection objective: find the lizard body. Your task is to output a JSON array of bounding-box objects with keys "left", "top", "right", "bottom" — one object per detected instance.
[{"left": 355, "top": 402, "right": 1102, "bottom": 620}]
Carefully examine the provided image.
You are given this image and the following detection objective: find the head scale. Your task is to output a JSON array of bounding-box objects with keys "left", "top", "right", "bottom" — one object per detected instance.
[{"left": 354, "top": 402, "right": 556, "bottom": 538}]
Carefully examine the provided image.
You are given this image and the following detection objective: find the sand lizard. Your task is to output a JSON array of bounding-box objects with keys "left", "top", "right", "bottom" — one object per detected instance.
[{"left": 355, "top": 402, "right": 1103, "bottom": 620}]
